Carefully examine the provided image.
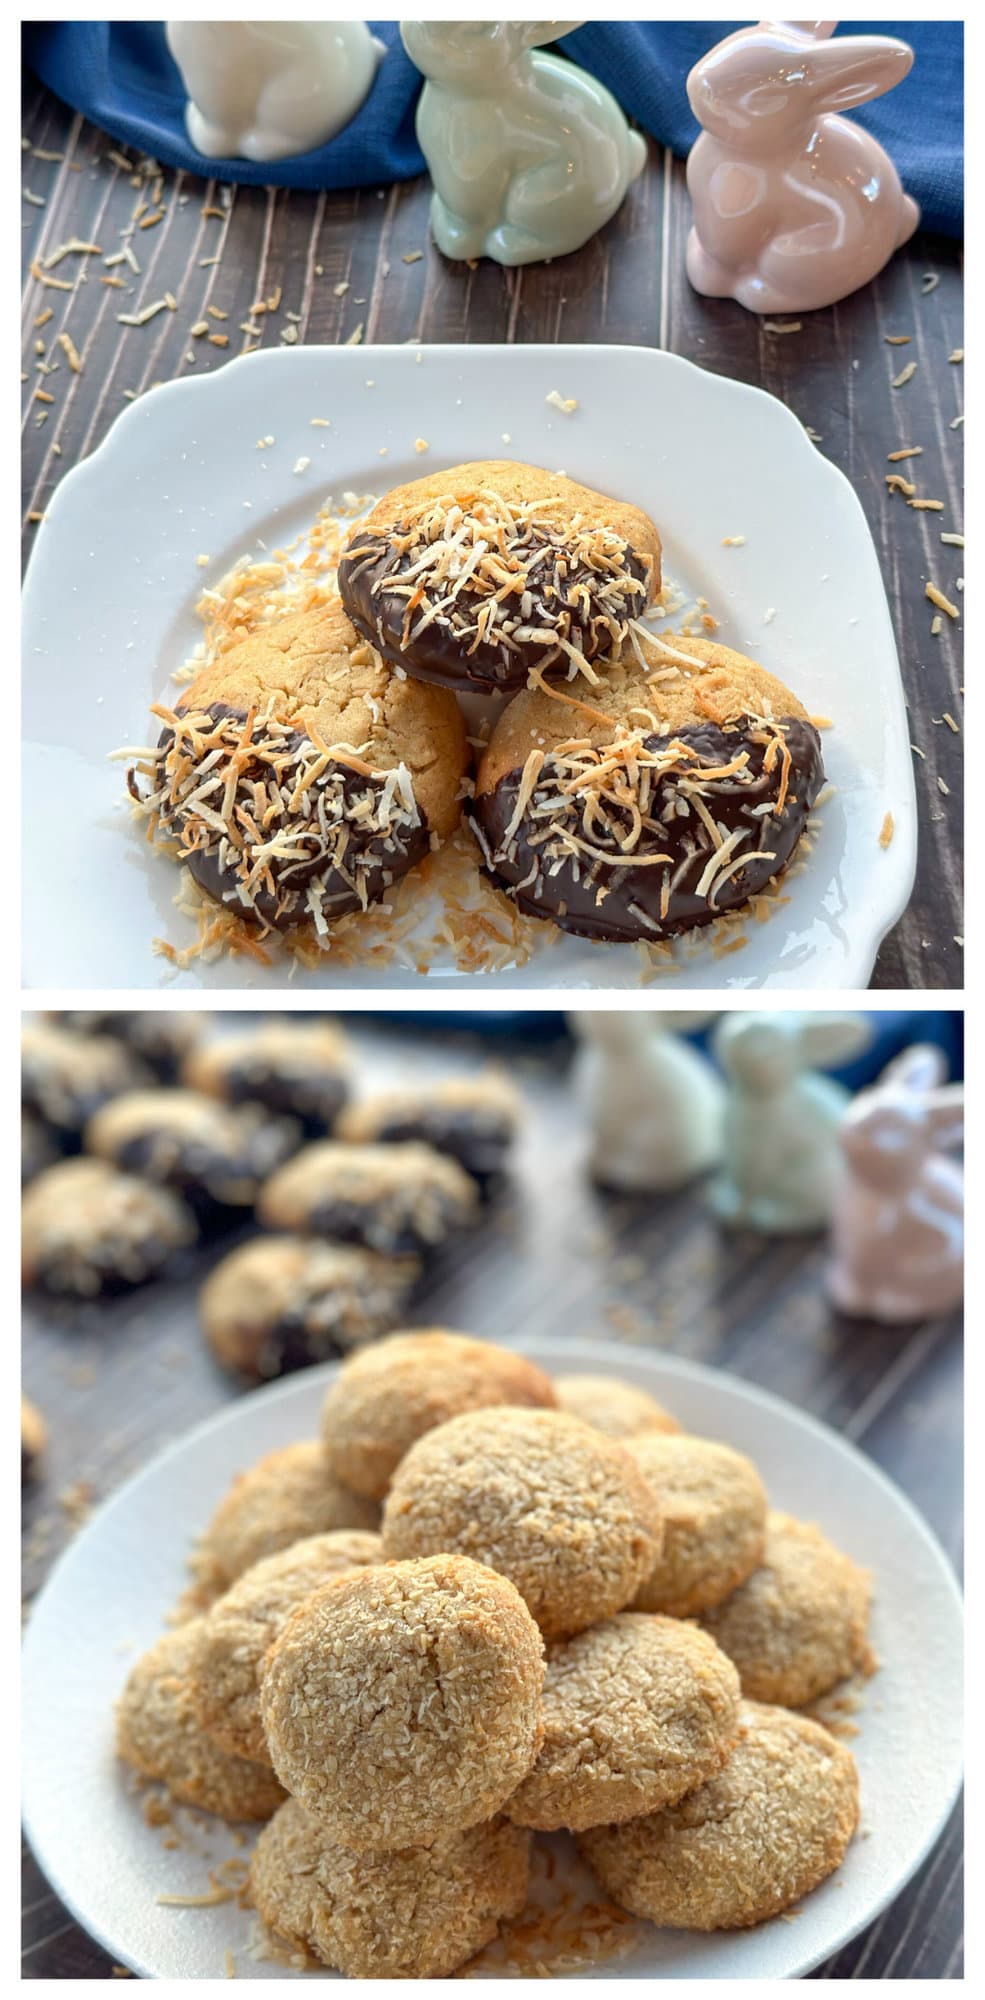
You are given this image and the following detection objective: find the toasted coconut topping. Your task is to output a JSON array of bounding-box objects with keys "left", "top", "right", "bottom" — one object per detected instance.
[
  {"left": 480, "top": 711, "right": 810, "bottom": 917},
  {"left": 343, "top": 487, "right": 652, "bottom": 684},
  {"left": 123, "top": 702, "right": 423, "bottom": 943}
]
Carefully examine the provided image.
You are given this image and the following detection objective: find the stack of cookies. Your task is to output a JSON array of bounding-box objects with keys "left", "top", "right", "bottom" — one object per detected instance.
[
  {"left": 127, "top": 462, "right": 825, "bottom": 953},
  {"left": 116, "top": 1333, "right": 871, "bottom": 1977}
]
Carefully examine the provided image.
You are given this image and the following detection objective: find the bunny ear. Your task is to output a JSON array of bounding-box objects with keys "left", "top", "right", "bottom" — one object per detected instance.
[
  {"left": 805, "top": 32, "right": 914, "bottom": 112},
  {"left": 925, "top": 1084, "right": 964, "bottom": 1151},
  {"left": 657, "top": 1010, "right": 716, "bottom": 1035},
  {"left": 779, "top": 20, "right": 837, "bottom": 38},
  {"left": 882, "top": 1043, "right": 948, "bottom": 1094},
  {"left": 798, "top": 1012, "right": 872, "bottom": 1068},
  {"left": 518, "top": 21, "right": 583, "bottom": 50}
]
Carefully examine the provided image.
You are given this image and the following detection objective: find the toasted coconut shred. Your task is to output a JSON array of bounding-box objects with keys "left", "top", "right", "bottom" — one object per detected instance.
[
  {"left": 119, "top": 493, "right": 824, "bottom": 979},
  {"left": 343, "top": 488, "right": 651, "bottom": 685}
]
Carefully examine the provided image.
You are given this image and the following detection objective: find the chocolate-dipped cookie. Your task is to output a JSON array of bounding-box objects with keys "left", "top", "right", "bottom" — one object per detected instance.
[
  {"left": 22, "top": 1022, "right": 152, "bottom": 1146},
  {"left": 183, "top": 1020, "right": 350, "bottom": 1134},
  {"left": 337, "top": 462, "right": 660, "bottom": 696},
  {"left": 335, "top": 1075, "right": 521, "bottom": 1187},
  {"left": 53, "top": 1010, "right": 204, "bottom": 1082},
  {"left": 200, "top": 1234, "right": 420, "bottom": 1382},
  {"left": 128, "top": 601, "right": 466, "bottom": 941},
  {"left": 258, "top": 1141, "right": 478, "bottom": 1257},
  {"left": 22, "top": 1157, "right": 197, "bottom": 1298},
  {"left": 470, "top": 635, "right": 824, "bottom": 944},
  {"left": 85, "top": 1088, "right": 301, "bottom": 1224}
]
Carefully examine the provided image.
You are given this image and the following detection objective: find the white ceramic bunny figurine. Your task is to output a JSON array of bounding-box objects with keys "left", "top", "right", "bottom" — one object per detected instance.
[
  {"left": 570, "top": 1012, "right": 723, "bottom": 1192},
  {"left": 401, "top": 21, "right": 646, "bottom": 266},
  {"left": 827, "top": 1045, "right": 963, "bottom": 1322},
  {"left": 165, "top": 22, "right": 383, "bottom": 163},
  {"left": 686, "top": 19, "right": 920, "bottom": 313},
  {"left": 709, "top": 1011, "right": 872, "bottom": 1232}
]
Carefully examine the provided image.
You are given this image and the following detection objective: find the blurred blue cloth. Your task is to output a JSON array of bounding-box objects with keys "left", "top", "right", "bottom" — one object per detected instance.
[{"left": 24, "top": 20, "right": 962, "bottom": 237}]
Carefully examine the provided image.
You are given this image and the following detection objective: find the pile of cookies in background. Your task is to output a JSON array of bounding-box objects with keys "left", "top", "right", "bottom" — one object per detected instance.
[
  {"left": 116, "top": 1331, "right": 873, "bottom": 1976},
  {"left": 21, "top": 1010, "right": 519, "bottom": 1486}
]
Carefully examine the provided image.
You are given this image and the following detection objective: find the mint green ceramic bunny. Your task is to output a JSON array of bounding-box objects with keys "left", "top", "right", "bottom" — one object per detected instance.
[{"left": 402, "top": 21, "right": 646, "bottom": 267}]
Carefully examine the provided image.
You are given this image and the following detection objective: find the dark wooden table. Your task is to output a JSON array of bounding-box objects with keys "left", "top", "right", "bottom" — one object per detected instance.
[
  {"left": 22, "top": 1016, "right": 963, "bottom": 1979},
  {"left": 21, "top": 87, "right": 963, "bottom": 989}
]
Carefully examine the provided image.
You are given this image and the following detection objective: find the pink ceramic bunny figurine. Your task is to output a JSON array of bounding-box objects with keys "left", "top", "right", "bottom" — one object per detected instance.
[
  {"left": 827, "top": 1046, "right": 963, "bottom": 1322},
  {"left": 686, "top": 20, "right": 920, "bottom": 313}
]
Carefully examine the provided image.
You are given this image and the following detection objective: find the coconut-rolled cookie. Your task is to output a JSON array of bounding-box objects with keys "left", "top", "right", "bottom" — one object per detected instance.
[
  {"left": 22, "top": 1157, "right": 197, "bottom": 1298},
  {"left": 85, "top": 1088, "right": 300, "bottom": 1220},
  {"left": 337, "top": 462, "right": 661, "bottom": 695},
  {"left": 258, "top": 1140, "right": 478, "bottom": 1256},
  {"left": 200, "top": 1235, "right": 420, "bottom": 1381},
  {"left": 471, "top": 635, "right": 824, "bottom": 944},
  {"left": 335, "top": 1074, "right": 522, "bottom": 1185},
  {"left": 128, "top": 601, "right": 466, "bottom": 940}
]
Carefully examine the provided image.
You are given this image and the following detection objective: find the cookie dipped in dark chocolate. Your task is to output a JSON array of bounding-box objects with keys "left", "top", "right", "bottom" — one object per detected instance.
[
  {"left": 338, "top": 520, "right": 652, "bottom": 695},
  {"left": 472, "top": 716, "right": 824, "bottom": 943},
  {"left": 141, "top": 702, "right": 430, "bottom": 932}
]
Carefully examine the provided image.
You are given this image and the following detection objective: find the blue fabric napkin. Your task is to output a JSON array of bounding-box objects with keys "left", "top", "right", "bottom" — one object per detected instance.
[{"left": 23, "top": 20, "right": 962, "bottom": 237}]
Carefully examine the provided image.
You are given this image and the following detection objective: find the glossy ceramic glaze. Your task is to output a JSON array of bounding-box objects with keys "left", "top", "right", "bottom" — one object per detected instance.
[
  {"left": 709, "top": 1011, "right": 873, "bottom": 1232},
  {"left": 571, "top": 1012, "right": 723, "bottom": 1191},
  {"left": 401, "top": 21, "right": 645, "bottom": 266},
  {"left": 828, "top": 1045, "right": 964, "bottom": 1321},
  {"left": 165, "top": 21, "right": 383, "bottom": 163},
  {"left": 686, "top": 19, "right": 919, "bottom": 313}
]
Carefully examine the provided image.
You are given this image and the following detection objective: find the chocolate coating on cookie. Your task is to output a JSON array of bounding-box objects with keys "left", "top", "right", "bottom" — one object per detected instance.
[
  {"left": 128, "top": 602, "right": 466, "bottom": 940},
  {"left": 85, "top": 1088, "right": 301, "bottom": 1220},
  {"left": 338, "top": 461, "right": 660, "bottom": 695},
  {"left": 335, "top": 1077, "right": 521, "bottom": 1185},
  {"left": 472, "top": 635, "right": 824, "bottom": 944},
  {"left": 183, "top": 1022, "right": 350, "bottom": 1134}
]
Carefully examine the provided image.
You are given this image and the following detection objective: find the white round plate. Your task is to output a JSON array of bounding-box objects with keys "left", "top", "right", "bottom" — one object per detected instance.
[
  {"left": 22, "top": 1340, "right": 961, "bottom": 1980},
  {"left": 21, "top": 343, "right": 915, "bottom": 991}
]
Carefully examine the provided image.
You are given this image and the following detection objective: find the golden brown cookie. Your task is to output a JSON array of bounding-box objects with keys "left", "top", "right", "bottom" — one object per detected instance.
[
  {"left": 578, "top": 1701, "right": 859, "bottom": 1930},
  {"left": 338, "top": 461, "right": 660, "bottom": 695},
  {"left": 182, "top": 1020, "right": 350, "bottom": 1133},
  {"left": 21, "top": 1157, "right": 197, "bottom": 1298},
  {"left": 700, "top": 1511, "right": 874, "bottom": 1707},
  {"left": 21, "top": 1397, "right": 47, "bottom": 1482},
  {"left": 200, "top": 1234, "right": 419, "bottom": 1381},
  {"left": 257, "top": 1139, "right": 477, "bottom": 1255},
  {"left": 250, "top": 1798, "right": 531, "bottom": 1977},
  {"left": 320, "top": 1329, "right": 558, "bottom": 1498},
  {"left": 471, "top": 634, "right": 824, "bottom": 942},
  {"left": 186, "top": 1529, "right": 383, "bottom": 1762},
  {"left": 382, "top": 1407, "right": 662, "bottom": 1639},
  {"left": 22, "top": 1021, "right": 151, "bottom": 1141},
  {"left": 116, "top": 1623, "right": 285, "bottom": 1822},
  {"left": 53, "top": 1009, "right": 204, "bottom": 1081},
  {"left": 259, "top": 1555, "right": 545, "bottom": 1849},
  {"left": 506, "top": 1613, "right": 741, "bottom": 1832},
  {"left": 85, "top": 1088, "right": 299, "bottom": 1218},
  {"left": 127, "top": 599, "right": 467, "bottom": 938},
  {"left": 193, "top": 1441, "right": 379, "bottom": 1600},
  {"left": 629, "top": 1434, "right": 767, "bottom": 1618},
  {"left": 335, "top": 1073, "right": 522, "bottom": 1185},
  {"left": 554, "top": 1373, "right": 682, "bottom": 1442}
]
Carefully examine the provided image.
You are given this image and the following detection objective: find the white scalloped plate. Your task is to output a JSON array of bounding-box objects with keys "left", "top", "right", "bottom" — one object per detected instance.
[
  {"left": 22, "top": 344, "right": 914, "bottom": 991},
  {"left": 22, "top": 1340, "right": 962, "bottom": 1980}
]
